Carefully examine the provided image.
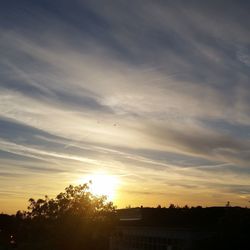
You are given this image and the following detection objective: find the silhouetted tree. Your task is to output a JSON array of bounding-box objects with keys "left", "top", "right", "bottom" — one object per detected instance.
[
  {"left": 25, "top": 183, "right": 115, "bottom": 219},
  {"left": 15, "top": 183, "right": 117, "bottom": 250},
  {"left": 168, "top": 203, "right": 176, "bottom": 209}
]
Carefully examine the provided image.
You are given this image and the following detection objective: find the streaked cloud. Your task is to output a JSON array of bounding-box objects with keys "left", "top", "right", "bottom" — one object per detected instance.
[{"left": 0, "top": 0, "right": 250, "bottom": 212}]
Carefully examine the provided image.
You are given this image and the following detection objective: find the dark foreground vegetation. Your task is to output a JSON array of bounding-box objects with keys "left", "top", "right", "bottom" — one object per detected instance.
[
  {"left": 0, "top": 183, "right": 116, "bottom": 250},
  {"left": 1, "top": 184, "right": 250, "bottom": 250}
]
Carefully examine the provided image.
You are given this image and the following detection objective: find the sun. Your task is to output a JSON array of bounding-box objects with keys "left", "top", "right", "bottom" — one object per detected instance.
[{"left": 77, "top": 173, "right": 119, "bottom": 201}]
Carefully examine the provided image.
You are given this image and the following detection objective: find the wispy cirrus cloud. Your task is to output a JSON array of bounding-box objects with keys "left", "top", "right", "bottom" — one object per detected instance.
[{"left": 0, "top": 0, "right": 250, "bottom": 212}]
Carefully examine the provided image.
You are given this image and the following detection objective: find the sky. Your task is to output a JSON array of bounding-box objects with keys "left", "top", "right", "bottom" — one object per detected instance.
[{"left": 1, "top": 0, "right": 250, "bottom": 213}]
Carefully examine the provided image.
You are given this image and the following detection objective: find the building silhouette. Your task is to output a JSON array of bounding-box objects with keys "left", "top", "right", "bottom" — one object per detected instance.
[{"left": 110, "top": 208, "right": 215, "bottom": 250}]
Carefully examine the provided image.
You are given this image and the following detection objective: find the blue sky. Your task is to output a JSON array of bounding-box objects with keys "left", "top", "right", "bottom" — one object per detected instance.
[{"left": 0, "top": 0, "right": 250, "bottom": 213}]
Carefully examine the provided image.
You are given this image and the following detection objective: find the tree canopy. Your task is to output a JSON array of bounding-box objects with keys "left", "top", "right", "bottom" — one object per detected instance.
[
  {"left": 14, "top": 183, "right": 117, "bottom": 250},
  {"left": 22, "top": 183, "right": 115, "bottom": 220}
]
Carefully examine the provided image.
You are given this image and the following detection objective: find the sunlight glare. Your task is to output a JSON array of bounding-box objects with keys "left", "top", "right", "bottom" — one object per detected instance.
[{"left": 77, "top": 173, "right": 119, "bottom": 201}]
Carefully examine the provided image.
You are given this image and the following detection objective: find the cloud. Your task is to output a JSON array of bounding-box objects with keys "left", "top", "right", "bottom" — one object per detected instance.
[
  {"left": 0, "top": 0, "right": 250, "bottom": 211},
  {"left": 237, "top": 45, "right": 250, "bottom": 67}
]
